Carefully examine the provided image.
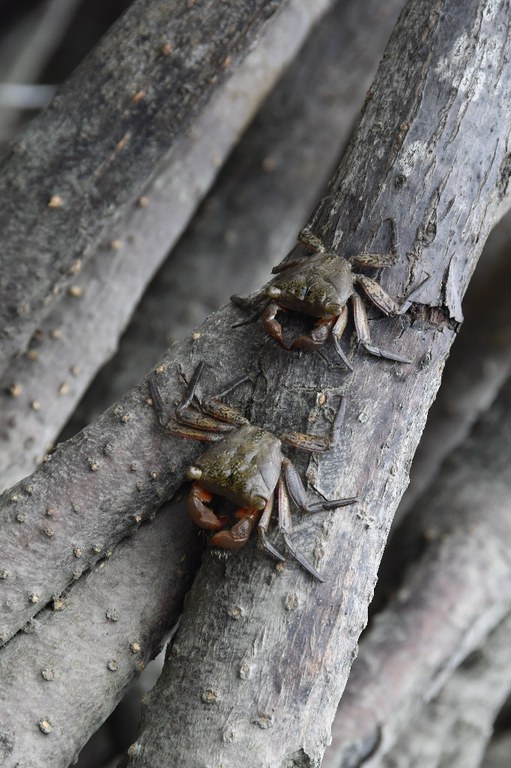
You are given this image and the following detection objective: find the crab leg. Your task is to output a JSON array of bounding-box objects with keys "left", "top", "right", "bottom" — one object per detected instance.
[
  {"left": 351, "top": 217, "right": 398, "bottom": 269},
  {"left": 281, "top": 395, "right": 348, "bottom": 453},
  {"left": 188, "top": 483, "right": 228, "bottom": 531},
  {"left": 352, "top": 251, "right": 397, "bottom": 268},
  {"left": 351, "top": 292, "right": 411, "bottom": 364},
  {"left": 277, "top": 478, "right": 324, "bottom": 582},
  {"left": 149, "top": 378, "right": 225, "bottom": 440},
  {"left": 354, "top": 274, "right": 401, "bottom": 315},
  {"left": 257, "top": 496, "right": 286, "bottom": 564},
  {"left": 173, "top": 362, "right": 235, "bottom": 432},
  {"left": 331, "top": 306, "right": 353, "bottom": 370},
  {"left": 297, "top": 227, "right": 326, "bottom": 253},
  {"left": 282, "top": 458, "right": 358, "bottom": 512},
  {"left": 201, "top": 398, "right": 249, "bottom": 427}
]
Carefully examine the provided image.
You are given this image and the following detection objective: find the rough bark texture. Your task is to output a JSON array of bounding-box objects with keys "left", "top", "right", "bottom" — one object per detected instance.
[
  {"left": 325, "top": 374, "right": 511, "bottom": 768},
  {"left": 0, "top": 0, "right": 509, "bottom": 764},
  {"left": 0, "top": 0, "right": 335, "bottom": 489},
  {"left": 0, "top": 501, "right": 200, "bottom": 768},
  {"left": 121, "top": 2, "right": 511, "bottom": 766},
  {"left": 380, "top": 612, "right": 511, "bottom": 768},
  {"left": 65, "top": 0, "right": 405, "bottom": 434},
  {"left": 0, "top": 0, "right": 406, "bottom": 758},
  {"left": 397, "top": 209, "right": 511, "bottom": 519},
  {"left": 0, "top": 0, "right": 286, "bottom": 373}
]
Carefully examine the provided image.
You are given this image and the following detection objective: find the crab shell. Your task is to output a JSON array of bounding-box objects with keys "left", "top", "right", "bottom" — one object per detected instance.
[
  {"left": 268, "top": 252, "right": 353, "bottom": 318},
  {"left": 191, "top": 425, "right": 282, "bottom": 510}
]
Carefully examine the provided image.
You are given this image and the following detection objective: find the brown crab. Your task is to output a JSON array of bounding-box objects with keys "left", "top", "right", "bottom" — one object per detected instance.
[
  {"left": 232, "top": 222, "right": 420, "bottom": 370},
  {"left": 149, "top": 362, "right": 357, "bottom": 581}
]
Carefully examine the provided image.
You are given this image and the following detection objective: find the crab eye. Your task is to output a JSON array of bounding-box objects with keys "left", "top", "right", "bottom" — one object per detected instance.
[
  {"left": 186, "top": 466, "right": 202, "bottom": 481},
  {"left": 266, "top": 286, "right": 282, "bottom": 299}
]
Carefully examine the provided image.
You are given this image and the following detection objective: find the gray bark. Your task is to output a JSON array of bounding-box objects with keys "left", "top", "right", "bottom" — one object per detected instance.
[
  {"left": 380, "top": 612, "right": 511, "bottom": 768},
  {"left": 0, "top": 501, "right": 200, "bottom": 768},
  {"left": 397, "top": 209, "right": 511, "bottom": 520},
  {"left": 0, "top": 1, "right": 407, "bottom": 759},
  {"left": 0, "top": 0, "right": 336, "bottom": 490},
  {"left": 123, "top": 2, "right": 511, "bottom": 766},
  {"left": 65, "top": 0, "right": 406, "bottom": 433},
  {"left": 0, "top": 0, "right": 297, "bottom": 374},
  {"left": 324, "top": 374, "right": 511, "bottom": 768}
]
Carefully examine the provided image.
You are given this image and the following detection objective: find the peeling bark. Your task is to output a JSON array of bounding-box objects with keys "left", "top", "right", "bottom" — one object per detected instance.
[{"left": 397, "top": 210, "right": 511, "bottom": 519}]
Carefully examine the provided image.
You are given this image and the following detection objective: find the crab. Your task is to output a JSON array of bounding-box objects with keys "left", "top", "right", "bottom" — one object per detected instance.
[
  {"left": 149, "top": 362, "right": 357, "bottom": 581},
  {"left": 232, "top": 221, "right": 419, "bottom": 370}
]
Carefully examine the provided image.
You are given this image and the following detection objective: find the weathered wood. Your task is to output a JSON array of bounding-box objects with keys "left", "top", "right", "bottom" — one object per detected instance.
[
  {"left": 380, "top": 612, "right": 511, "bottom": 768},
  {"left": 0, "top": 0, "right": 408, "bottom": 765},
  {"left": 123, "top": 2, "right": 511, "bottom": 766},
  {"left": 0, "top": 501, "right": 200, "bottom": 768},
  {"left": 397, "top": 210, "right": 511, "bottom": 520},
  {"left": 0, "top": 0, "right": 335, "bottom": 490},
  {"left": 325, "top": 374, "right": 511, "bottom": 767},
  {"left": 65, "top": 0, "right": 405, "bottom": 432},
  {"left": 0, "top": 0, "right": 287, "bottom": 375}
]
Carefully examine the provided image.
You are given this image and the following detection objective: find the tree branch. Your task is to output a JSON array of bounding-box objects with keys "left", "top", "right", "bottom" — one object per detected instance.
[
  {"left": 0, "top": 2, "right": 406, "bottom": 762},
  {"left": 121, "top": 2, "right": 511, "bottom": 766},
  {"left": 324, "top": 374, "right": 511, "bottom": 767},
  {"left": 0, "top": 0, "right": 337, "bottom": 489},
  {"left": 65, "top": 0, "right": 406, "bottom": 433},
  {"left": 397, "top": 209, "right": 511, "bottom": 519},
  {"left": 0, "top": 501, "right": 200, "bottom": 768},
  {"left": 0, "top": 0, "right": 325, "bottom": 375},
  {"left": 483, "top": 732, "right": 511, "bottom": 768},
  {"left": 380, "top": 611, "right": 511, "bottom": 768}
]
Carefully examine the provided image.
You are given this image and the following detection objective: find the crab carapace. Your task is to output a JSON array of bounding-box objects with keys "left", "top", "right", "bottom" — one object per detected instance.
[
  {"left": 149, "top": 362, "right": 357, "bottom": 581},
  {"left": 232, "top": 222, "right": 420, "bottom": 370}
]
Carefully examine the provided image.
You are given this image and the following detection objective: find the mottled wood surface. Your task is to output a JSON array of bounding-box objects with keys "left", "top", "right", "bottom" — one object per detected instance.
[
  {"left": 125, "top": 2, "right": 511, "bottom": 766},
  {"left": 0, "top": 0, "right": 510, "bottom": 766},
  {"left": 0, "top": 0, "right": 336, "bottom": 489}
]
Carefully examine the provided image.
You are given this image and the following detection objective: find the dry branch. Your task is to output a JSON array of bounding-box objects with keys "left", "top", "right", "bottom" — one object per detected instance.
[
  {"left": 0, "top": 0, "right": 309, "bottom": 372},
  {"left": 0, "top": 0, "right": 336, "bottom": 489},
  {"left": 397, "top": 209, "right": 511, "bottom": 519},
  {"left": 66, "top": 0, "right": 405, "bottom": 432},
  {"left": 0, "top": 1, "right": 406, "bottom": 760},
  {"left": 0, "top": 501, "right": 200, "bottom": 768},
  {"left": 380, "top": 611, "right": 511, "bottom": 768},
  {"left": 121, "top": 2, "right": 511, "bottom": 766},
  {"left": 324, "top": 374, "right": 511, "bottom": 768}
]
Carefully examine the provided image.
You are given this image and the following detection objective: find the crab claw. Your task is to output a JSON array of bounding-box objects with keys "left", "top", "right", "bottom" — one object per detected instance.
[
  {"left": 188, "top": 483, "right": 227, "bottom": 531},
  {"left": 289, "top": 317, "right": 333, "bottom": 352},
  {"left": 262, "top": 301, "right": 289, "bottom": 350},
  {"left": 210, "top": 508, "right": 259, "bottom": 550}
]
